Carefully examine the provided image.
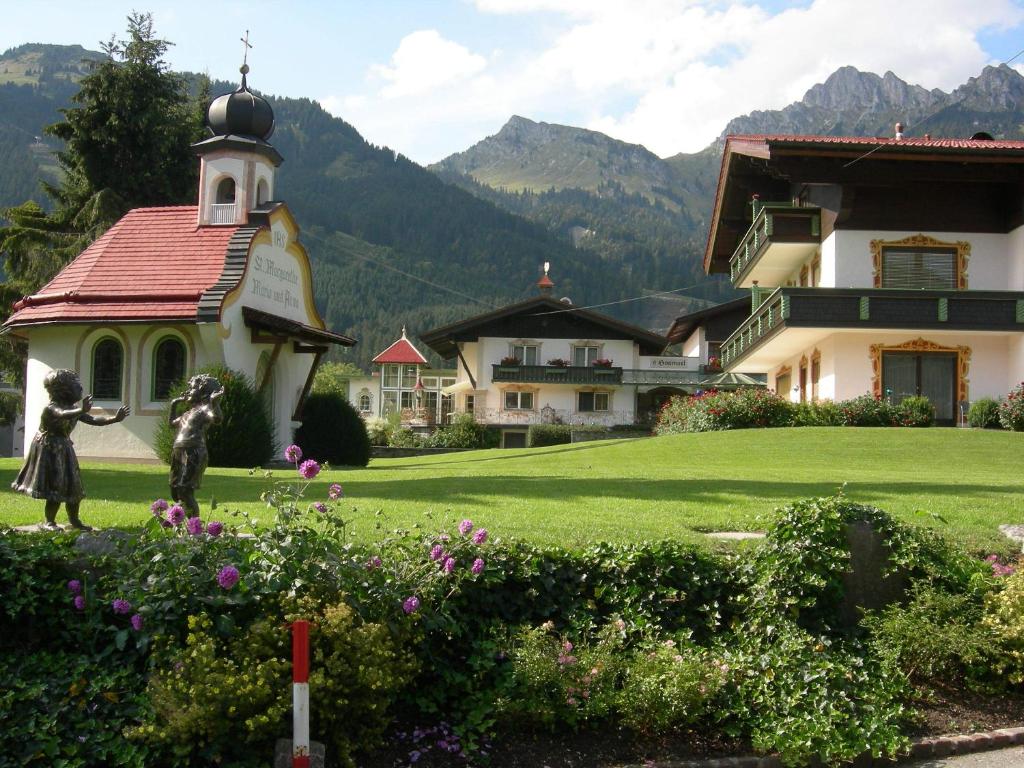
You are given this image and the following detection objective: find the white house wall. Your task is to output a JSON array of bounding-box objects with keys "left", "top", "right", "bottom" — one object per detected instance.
[
  {"left": 1010, "top": 224, "right": 1024, "bottom": 291},
  {"left": 766, "top": 331, "right": 1019, "bottom": 404}
]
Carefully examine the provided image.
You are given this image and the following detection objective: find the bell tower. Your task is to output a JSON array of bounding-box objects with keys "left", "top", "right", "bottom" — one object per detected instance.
[{"left": 193, "top": 37, "right": 282, "bottom": 227}]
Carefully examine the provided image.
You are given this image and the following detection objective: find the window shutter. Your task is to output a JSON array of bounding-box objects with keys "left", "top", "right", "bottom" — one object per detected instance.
[{"left": 881, "top": 248, "right": 956, "bottom": 289}]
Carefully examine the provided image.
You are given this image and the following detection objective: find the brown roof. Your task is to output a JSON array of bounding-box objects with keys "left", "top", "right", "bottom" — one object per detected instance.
[{"left": 5, "top": 207, "right": 240, "bottom": 327}]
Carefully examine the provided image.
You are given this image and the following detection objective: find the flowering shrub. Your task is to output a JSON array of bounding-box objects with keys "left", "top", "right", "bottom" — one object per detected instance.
[
  {"left": 546, "top": 358, "right": 570, "bottom": 367},
  {"left": 655, "top": 387, "right": 794, "bottom": 433},
  {"left": 983, "top": 568, "right": 1024, "bottom": 683},
  {"left": 895, "top": 395, "right": 935, "bottom": 427},
  {"left": 838, "top": 393, "right": 897, "bottom": 426},
  {"left": 500, "top": 355, "right": 521, "bottom": 366},
  {"left": 791, "top": 399, "right": 844, "bottom": 426},
  {"left": 999, "top": 382, "right": 1024, "bottom": 431},
  {"left": 592, "top": 358, "right": 613, "bottom": 367}
]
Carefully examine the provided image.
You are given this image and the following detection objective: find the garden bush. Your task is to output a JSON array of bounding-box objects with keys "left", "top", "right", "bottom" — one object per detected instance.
[
  {"left": 0, "top": 390, "right": 20, "bottom": 426},
  {"left": 999, "top": 382, "right": 1024, "bottom": 431},
  {"left": 968, "top": 397, "right": 1002, "bottom": 429},
  {"left": 839, "top": 393, "right": 897, "bottom": 426},
  {"left": 528, "top": 423, "right": 574, "bottom": 447},
  {"left": 983, "top": 568, "right": 1024, "bottom": 683},
  {"left": 427, "top": 413, "right": 495, "bottom": 449},
  {"left": 896, "top": 395, "right": 935, "bottom": 427},
  {"left": 791, "top": 399, "right": 844, "bottom": 426},
  {"left": 862, "top": 584, "right": 997, "bottom": 685},
  {"left": 293, "top": 391, "right": 371, "bottom": 466},
  {"left": 655, "top": 387, "right": 794, "bottom": 433},
  {"left": 153, "top": 365, "right": 274, "bottom": 467}
]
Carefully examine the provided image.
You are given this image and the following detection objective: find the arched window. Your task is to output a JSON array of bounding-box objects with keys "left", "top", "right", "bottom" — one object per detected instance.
[
  {"left": 358, "top": 392, "right": 372, "bottom": 413},
  {"left": 256, "top": 178, "right": 269, "bottom": 205},
  {"left": 215, "top": 177, "right": 236, "bottom": 204},
  {"left": 91, "top": 338, "right": 123, "bottom": 400},
  {"left": 153, "top": 337, "right": 186, "bottom": 400}
]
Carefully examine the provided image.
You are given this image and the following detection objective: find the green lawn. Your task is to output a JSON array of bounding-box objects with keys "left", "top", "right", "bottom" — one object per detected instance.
[{"left": 2, "top": 428, "right": 1022, "bottom": 551}]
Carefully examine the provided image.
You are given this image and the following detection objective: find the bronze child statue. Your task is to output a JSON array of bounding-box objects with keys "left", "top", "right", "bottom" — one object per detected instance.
[
  {"left": 12, "top": 368, "right": 129, "bottom": 531},
  {"left": 168, "top": 374, "right": 224, "bottom": 517}
]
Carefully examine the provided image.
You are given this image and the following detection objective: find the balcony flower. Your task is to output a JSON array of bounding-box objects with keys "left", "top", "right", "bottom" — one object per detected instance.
[
  {"left": 546, "top": 358, "right": 570, "bottom": 367},
  {"left": 500, "top": 356, "right": 521, "bottom": 366},
  {"left": 592, "top": 358, "right": 613, "bottom": 368}
]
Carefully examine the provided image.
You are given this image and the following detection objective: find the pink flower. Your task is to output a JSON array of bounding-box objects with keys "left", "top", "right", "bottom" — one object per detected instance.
[
  {"left": 150, "top": 499, "right": 169, "bottom": 514},
  {"left": 403, "top": 596, "right": 420, "bottom": 614},
  {"left": 206, "top": 521, "right": 224, "bottom": 537},
  {"left": 67, "top": 579, "right": 82, "bottom": 594},
  {"left": 299, "top": 459, "right": 320, "bottom": 480},
  {"left": 73, "top": 595, "right": 85, "bottom": 611},
  {"left": 112, "top": 598, "right": 132, "bottom": 615},
  {"left": 458, "top": 519, "right": 473, "bottom": 536},
  {"left": 430, "top": 544, "right": 444, "bottom": 561},
  {"left": 366, "top": 555, "right": 383, "bottom": 570},
  {"left": 168, "top": 505, "right": 185, "bottom": 525},
  {"left": 328, "top": 483, "right": 344, "bottom": 500},
  {"left": 472, "top": 528, "right": 488, "bottom": 545},
  {"left": 471, "top": 558, "right": 484, "bottom": 575},
  {"left": 185, "top": 516, "right": 204, "bottom": 536},
  {"left": 217, "top": 565, "right": 240, "bottom": 590},
  {"left": 443, "top": 557, "right": 456, "bottom": 574},
  {"left": 313, "top": 501, "right": 328, "bottom": 514},
  {"left": 284, "top": 444, "right": 303, "bottom": 463},
  {"left": 131, "top": 614, "right": 144, "bottom": 631}
]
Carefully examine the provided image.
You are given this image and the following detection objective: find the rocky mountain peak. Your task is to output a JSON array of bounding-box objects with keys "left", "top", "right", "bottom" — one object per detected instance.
[{"left": 949, "top": 64, "right": 1024, "bottom": 112}]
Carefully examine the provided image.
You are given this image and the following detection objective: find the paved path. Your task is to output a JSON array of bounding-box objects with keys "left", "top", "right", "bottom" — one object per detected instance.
[{"left": 902, "top": 745, "right": 1024, "bottom": 767}]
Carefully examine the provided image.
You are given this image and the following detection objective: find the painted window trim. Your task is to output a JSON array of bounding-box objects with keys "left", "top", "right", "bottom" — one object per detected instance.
[
  {"left": 869, "top": 338, "right": 971, "bottom": 404},
  {"left": 870, "top": 234, "right": 970, "bottom": 290}
]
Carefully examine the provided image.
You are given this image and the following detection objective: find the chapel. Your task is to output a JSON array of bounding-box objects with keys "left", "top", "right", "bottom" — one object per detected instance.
[{"left": 2, "top": 63, "right": 355, "bottom": 459}]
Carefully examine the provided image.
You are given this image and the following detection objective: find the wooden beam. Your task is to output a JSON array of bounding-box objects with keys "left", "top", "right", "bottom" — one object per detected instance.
[
  {"left": 258, "top": 342, "right": 283, "bottom": 394},
  {"left": 293, "top": 342, "right": 329, "bottom": 354},
  {"left": 292, "top": 349, "right": 325, "bottom": 422},
  {"left": 455, "top": 343, "right": 476, "bottom": 390}
]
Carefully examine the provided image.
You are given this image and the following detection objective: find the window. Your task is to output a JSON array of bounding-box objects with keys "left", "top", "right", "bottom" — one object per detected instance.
[
  {"left": 811, "top": 352, "right": 821, "bottom": 402},
  {"left": 883, "top": 351, "right": 957, "bottom": 424},
  {"left": 798, "top": 358, "right": 808, "bottom": 403},
  {"left": 511, "top": 344, "right": 538, "bottom": 365},
  {"left": 358, "top": 391, "right": 372, "bottom": 413},
  {"left": 810, "top": 257, "right": 821, "bottom": 287},
  {"left": 775, "top": 370, "right": 792, "bottom": 399},
  {"left": 504, "top": 390, "right": 534, "bottom": 410},
  {"left": 577, "top": 391, "right": 609, "bottom": 412},
  {"left": 465, "top": 394, "right": 476, "bottom": 414},
  {"left": 256, "top": 179, "right": 269, "bottom": 205},
  {"left": 572, "top": 345, "right": 599, "bottom": 367},
  {"left": 881, "top": 247, "right": 957, "bottom": 290},
  {"left": 91, "top": 338, "right": 123, "bottom": 400},
  {"left": 423, "top": 391, "right": 438, "bottom": 416},
  {"left": 400, "top": 391, "right": 415, "bottom": 409},
  {"left": 153, "top": 337, "right": 186, "bottom": 401},
  {"left": 421, "top": 377, "right": 438, "bottom": 388},
  {"left": 382, "top": 391, "right": 398, "bottom": 415},
  {"left": 402, "top": 365, "right": 418, "bottom": 385},
  {"left": 215, "top": 177, "right": 236, "bottom": 204},
  {"left": 441, "top": 378, "right": 456, "bottom": 388},
  {"left": 382, "top": 365, "right": 399, "bottom": 388}
]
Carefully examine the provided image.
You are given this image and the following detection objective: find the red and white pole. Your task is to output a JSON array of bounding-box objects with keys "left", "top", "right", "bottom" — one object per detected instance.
[{"left": 292, "top": 619, "right": 311, "bottom": 768}]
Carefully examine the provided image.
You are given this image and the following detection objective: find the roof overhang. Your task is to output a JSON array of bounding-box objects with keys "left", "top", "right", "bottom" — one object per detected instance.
[{"left": 241, "top": 305, "right": 355, "bottom": 347}]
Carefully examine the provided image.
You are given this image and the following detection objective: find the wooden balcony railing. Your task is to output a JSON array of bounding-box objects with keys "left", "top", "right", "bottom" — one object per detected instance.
[
  {"left": 491, "top": 364, "right": 623, "bottom": 385},
  {"left": 729, "top": 203, "right": 821, "bottom": 284}
]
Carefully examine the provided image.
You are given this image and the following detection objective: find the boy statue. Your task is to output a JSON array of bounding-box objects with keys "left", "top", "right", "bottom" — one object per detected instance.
[{"left": 168, "top": 374, "right": 224, "bottom": 517}]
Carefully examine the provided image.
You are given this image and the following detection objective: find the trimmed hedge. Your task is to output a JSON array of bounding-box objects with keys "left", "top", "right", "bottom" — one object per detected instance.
[{"left": 293, "top": 392, "right": 371, "bottom": 467}]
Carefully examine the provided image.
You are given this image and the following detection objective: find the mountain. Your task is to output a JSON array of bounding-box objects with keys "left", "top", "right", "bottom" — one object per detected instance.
[
  {"left": 0, "top": 45, "right": 659, "bottom": 370},
  {"left": 722, "top": 64, "right": 1024, "bottom": 139}
]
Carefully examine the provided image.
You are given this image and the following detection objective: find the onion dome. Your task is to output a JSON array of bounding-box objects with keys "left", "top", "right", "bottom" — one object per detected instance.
[{"left": 207, "top": 64, "right": 274, "bottom": 140}]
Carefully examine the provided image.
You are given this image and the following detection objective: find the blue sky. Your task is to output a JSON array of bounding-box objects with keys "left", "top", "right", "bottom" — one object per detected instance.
[{"left": 3, "top": 1, "right": 1023, "bottom": 163}]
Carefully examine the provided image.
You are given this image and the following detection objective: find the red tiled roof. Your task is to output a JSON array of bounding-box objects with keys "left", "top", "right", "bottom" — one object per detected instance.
[
  {"left": 372, "top": 335, "right": 428, "bottom": 365},
  {"left": 726, "top": 133, "right": 1024, "bottom": 151},
  {"left": 5, "top": 206, "right": 240, "bottom": 327}
]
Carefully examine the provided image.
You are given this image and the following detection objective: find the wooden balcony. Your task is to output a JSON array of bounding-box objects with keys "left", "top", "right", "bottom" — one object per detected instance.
[
  {"left": 728, "top": 202, "right": 821, "bottom": 288},
  {"left": 721, "top": 287, "right": 1024, "bottom": 369},
  {"left": 491, "top": 364, "right": 623, "bottom": 385}
]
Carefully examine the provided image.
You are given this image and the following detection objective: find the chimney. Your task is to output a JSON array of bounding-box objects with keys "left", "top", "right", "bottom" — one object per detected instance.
[
  {"left": 894, "top": 122, "right": 904, "bottom": 140},
  {"left": 537, "top": 262, "right": 554, "bottom": 296}
]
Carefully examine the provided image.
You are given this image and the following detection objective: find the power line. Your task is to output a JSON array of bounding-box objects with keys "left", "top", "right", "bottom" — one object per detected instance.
[{"left": 529, "top": 283, "right": 710, "bottom": 315}]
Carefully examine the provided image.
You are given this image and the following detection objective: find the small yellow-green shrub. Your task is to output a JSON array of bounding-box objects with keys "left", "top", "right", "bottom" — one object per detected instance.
[{"left": 984, "top": 569, "right": 1024, "bottom": 683}]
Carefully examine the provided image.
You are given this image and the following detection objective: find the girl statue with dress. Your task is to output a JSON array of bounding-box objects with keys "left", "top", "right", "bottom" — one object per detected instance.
[
  {"left": 168, "top": 373, "right": 224, "bottom": 518},
  {"left": 12, "top": 368, "right": 129, "bottom": 531}
]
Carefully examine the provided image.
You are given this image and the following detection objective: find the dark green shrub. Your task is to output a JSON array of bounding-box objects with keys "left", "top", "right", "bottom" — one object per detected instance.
[
  {"left": 428, "top": 413, "right": 493, "bottom": 449},
  {"left": 0, "top": 390, "right": 20, "bottom": 426},
  {"left": 527, "top": 423, "right": 573, "bottom": 447},
  {"left": 791, "top": 400, "right": 844, "bottom": 426},
  {"left": 153, "top": 365, "right": 274, "bottom": 467},
  {"left": 968, "top": 397, "right": 1002, "bottom": 429},
  {"left": 293, "top": 392, "right": 371, "bottom": 466},
  {"left": 999, "top": 383, "right": 1024, "bottom": 431},
  {"left": 387, "top": 426, "right": 423, "bottom": 447},
  {"left": 896, "top": 395, "right": 935, "bottom": 427}
]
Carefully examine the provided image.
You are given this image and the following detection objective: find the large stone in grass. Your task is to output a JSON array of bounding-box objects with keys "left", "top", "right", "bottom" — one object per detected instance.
[
  {"left": 274, "top": 739, "right": 325, "bottom": 768},
  {"left": 837, "top": 520, "right": 909, "bottom": 629}
]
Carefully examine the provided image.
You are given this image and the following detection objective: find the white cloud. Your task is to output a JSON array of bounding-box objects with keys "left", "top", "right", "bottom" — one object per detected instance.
[
  {"left": 326, "top": 0, "right": 1024, "bottom": 163},
  {"left": 371, "top": 29, "right": 487, "bottom": 99}
]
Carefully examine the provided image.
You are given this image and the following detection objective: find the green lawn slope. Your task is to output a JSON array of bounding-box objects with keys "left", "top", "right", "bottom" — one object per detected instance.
[{"left": 1, "top": 428, "right": 1020, "bottom": 552}]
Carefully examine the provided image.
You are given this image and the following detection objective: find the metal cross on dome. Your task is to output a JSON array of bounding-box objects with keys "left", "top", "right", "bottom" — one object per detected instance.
[{"left": 240, "top": 30, "right": 253, "bottom": 68}]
